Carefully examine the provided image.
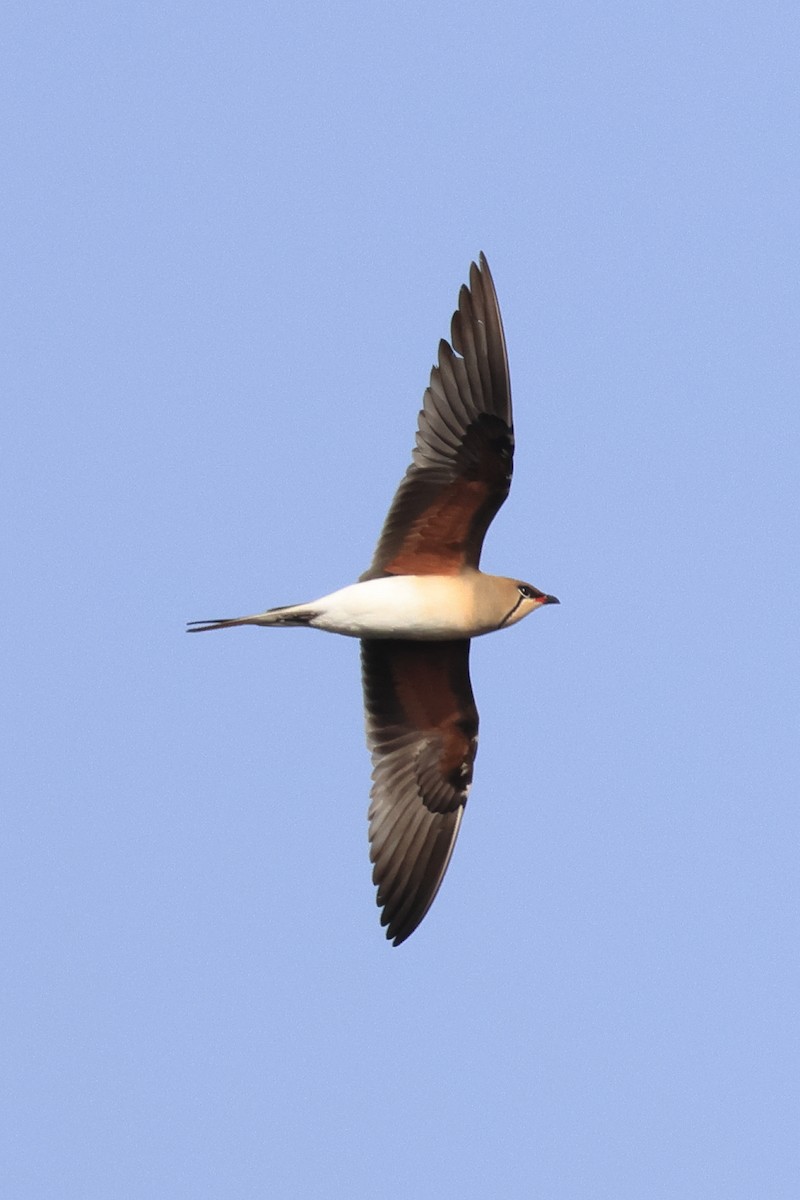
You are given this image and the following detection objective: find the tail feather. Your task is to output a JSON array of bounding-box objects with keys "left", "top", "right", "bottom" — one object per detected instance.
[
  {"left": 186, "top": 603, "right": 319, "bottom": 633},
  {"left": 186, "top": 615, "right": 261, "bottom": 633}
]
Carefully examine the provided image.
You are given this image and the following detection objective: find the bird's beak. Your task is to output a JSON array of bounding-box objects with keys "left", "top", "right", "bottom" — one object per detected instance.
[{"left": 541, "top": 594, "right": 560, "bottom": 605}]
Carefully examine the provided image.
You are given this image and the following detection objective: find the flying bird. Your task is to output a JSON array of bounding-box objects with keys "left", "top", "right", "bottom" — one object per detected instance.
[{"left": 188, "top": 254, "right": 558, "bottom": 945}]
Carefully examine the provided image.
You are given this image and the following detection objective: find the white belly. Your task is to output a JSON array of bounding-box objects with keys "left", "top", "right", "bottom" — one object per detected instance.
[{"left": 309, "top": 575, "right": 477, "bottom": 639}]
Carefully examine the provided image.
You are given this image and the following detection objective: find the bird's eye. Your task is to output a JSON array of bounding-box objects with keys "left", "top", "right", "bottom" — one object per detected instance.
[{"left": 518, "top": 584, "right": 534, "bottom": 599}]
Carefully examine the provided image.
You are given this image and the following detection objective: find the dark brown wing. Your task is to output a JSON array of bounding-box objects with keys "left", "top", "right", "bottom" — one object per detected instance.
[
  {"left": 361, "top": 638, "right": 479, "bottom": 945},
  {"left": 361, "top": 254, "right": 513, "bottom": 580}
]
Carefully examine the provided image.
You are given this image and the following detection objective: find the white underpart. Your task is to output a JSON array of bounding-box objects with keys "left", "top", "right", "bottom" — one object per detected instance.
[{"left": 305, "top": 575, "right": 486, "bottom": 640}]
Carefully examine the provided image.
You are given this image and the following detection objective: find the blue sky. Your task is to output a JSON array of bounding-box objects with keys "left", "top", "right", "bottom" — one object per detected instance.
[{"left": 4, "top": 2, "right": 799, "bottom": 1196}]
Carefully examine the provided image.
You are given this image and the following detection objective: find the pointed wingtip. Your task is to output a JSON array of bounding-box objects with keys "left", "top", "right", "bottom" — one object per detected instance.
[{"left": 477, "top": 251, "right": 495, "bottom": 286}]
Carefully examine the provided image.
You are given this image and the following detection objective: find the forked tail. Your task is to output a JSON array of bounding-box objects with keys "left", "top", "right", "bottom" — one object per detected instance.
[{"left": 186, "top": 603, "right": 319, "bottom": 633}]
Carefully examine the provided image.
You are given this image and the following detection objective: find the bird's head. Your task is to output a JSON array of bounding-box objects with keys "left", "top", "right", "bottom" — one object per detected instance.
[{"left": 494, "top": 578, "right": 560, "bottom": 629}]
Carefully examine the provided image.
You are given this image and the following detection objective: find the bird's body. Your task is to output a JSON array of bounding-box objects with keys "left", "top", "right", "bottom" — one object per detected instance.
[
  {"left": 190, "top": 571, "right": 547, "bottom": 640},
  {"left": 189, "top": 255, "right": 558, "bottom": 945}
]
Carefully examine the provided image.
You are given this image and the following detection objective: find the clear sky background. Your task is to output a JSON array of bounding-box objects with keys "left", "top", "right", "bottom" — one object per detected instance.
[{"left": 4, "top": 2, "right": 799, "bottom": 1197}]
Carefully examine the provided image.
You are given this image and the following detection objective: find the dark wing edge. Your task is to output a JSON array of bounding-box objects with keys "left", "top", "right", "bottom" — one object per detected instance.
[
  {"left": 361, "top": 638, "right": 479, "bottom": 946},
  {"left": 361, "top": 254, "right": 514, "bottom": 581}
]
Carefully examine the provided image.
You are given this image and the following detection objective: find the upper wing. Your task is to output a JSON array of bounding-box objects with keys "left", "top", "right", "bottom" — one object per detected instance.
[
  {"left": 361, "top": 254, "right": 513, "bottom": 580},
  {"left": 361, "top": 637, "right": 479, "bottom": 945}
]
